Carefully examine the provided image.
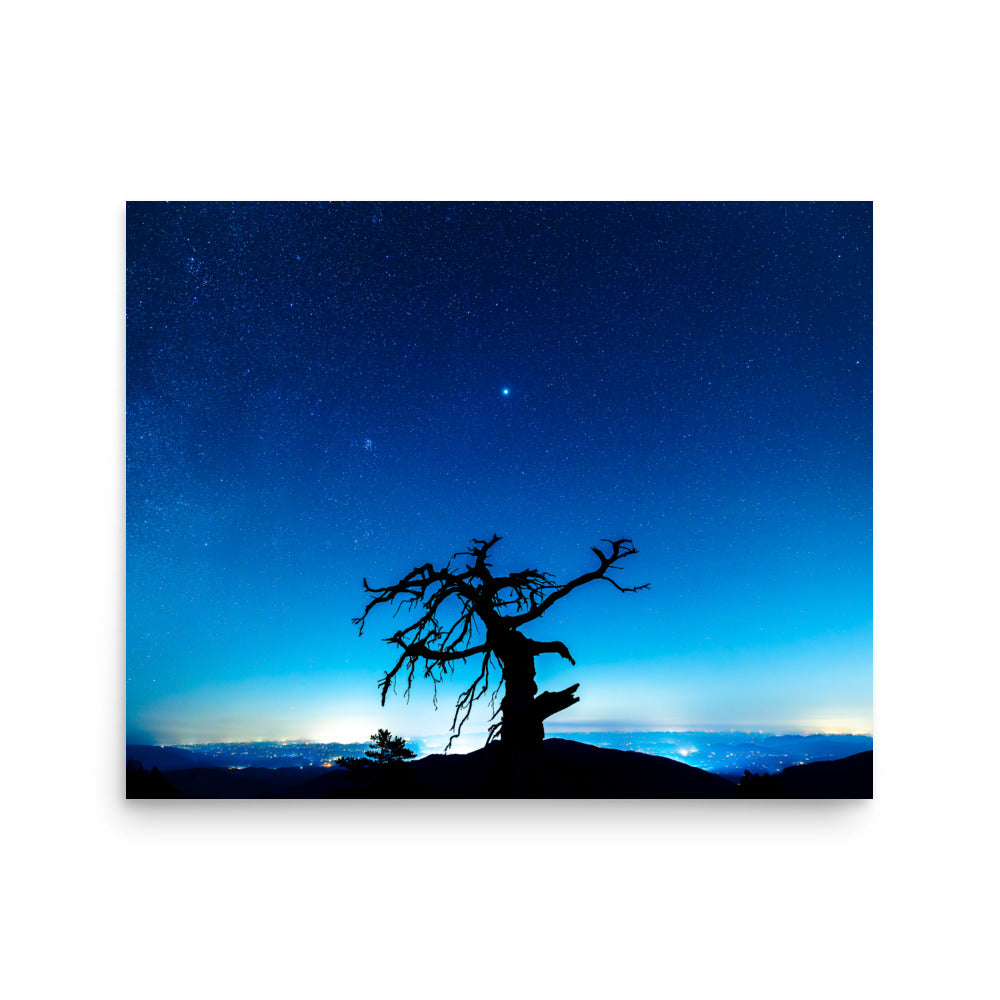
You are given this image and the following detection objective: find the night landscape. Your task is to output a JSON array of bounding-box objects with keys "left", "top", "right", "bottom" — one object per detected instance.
[{"left": 127, "top": 201, "right": 872, "bottom": 798}]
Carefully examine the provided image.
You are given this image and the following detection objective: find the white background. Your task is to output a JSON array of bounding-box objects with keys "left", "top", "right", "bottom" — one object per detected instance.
[{"left": 5, "top": 3, "right": 997, "bottom": 998}]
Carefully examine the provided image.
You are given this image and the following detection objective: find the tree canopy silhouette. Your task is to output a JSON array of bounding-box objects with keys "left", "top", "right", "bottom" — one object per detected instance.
[
  {"left": 335, "top": 728, "right": 417, "bottom": 774},
  {"left": 353, "top": 535, "right": 648, "bottom": 761}
]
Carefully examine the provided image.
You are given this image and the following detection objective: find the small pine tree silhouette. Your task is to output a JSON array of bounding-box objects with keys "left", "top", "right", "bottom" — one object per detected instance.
[
  {"left": 336, "top": 729, "right": 416, "bottom": 772},
  {"left": 363, "top": 728, "right": 417, "bottom": 766}
]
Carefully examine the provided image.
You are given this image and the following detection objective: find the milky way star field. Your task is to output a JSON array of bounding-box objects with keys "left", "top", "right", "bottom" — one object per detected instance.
[{"left": 126, "top": 202, "right": 872, "bottom": 749}]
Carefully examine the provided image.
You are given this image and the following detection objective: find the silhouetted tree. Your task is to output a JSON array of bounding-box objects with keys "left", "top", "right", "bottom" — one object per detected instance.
[
  {"left": 125, "top": 762, "right": 181, "bottom": 798},
  {"left": 336, "top": 728, "right": 417, "bottom": 771},
  {"left": 353, "top": 535, "right": 648, "bottom": 771},
  {"left": 738, "top": 769, "right": 784, "bottom": 798}
]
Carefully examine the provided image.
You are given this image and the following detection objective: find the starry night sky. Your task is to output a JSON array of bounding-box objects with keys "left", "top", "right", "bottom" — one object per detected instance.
[{"left": 126, "top": 202, "right": 872, "bottom": 748}]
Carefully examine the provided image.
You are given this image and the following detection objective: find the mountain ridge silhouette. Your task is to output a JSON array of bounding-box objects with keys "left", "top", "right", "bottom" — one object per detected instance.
[{"left": 126, "top": 739, "right": 873, "bottom": 798}]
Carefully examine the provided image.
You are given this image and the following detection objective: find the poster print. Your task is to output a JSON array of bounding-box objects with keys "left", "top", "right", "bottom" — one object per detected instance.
[{"left": 126, "top": 202, "right": 872, "bottom": 798}]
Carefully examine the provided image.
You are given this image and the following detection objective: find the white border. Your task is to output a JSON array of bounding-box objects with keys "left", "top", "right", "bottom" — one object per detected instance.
[{"left": 7, "top": 4, "right": 996, "bottom": 998}]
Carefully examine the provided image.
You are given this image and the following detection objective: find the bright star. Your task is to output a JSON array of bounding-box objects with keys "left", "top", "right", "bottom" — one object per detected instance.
[{"left": 502, "top": 387, "right": 510, "bottom": 396}]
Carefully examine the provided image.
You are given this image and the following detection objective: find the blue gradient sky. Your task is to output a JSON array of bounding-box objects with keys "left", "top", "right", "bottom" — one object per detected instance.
[{"left": 126, "top": 202, "right": 871, "bottom": 749}]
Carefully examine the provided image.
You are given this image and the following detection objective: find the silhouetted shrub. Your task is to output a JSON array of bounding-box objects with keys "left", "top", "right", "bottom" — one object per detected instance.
[
  {"left": 738, "top": 769, "right": 784, "bottom": 798},
  {"left": 126, "top": 762, "right": 181, "bottom": 798}
]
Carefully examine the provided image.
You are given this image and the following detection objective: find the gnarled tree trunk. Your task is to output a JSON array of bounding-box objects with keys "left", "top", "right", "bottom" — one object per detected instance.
[
  {"left": 491, "top": 628, "right": 581, "bottom": 791},
  {"left": 493, "top": 628, "right": 544, "bottom": 753}
]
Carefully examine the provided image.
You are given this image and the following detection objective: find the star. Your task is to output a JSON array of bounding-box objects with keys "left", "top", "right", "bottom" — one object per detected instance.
[{"left": 502, "top": 387, "right": 510, "bottom": 396}]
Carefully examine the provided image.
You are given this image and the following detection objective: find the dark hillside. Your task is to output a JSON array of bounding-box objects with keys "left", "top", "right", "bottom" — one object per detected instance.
[
  {"left": 776, "top": 750, "right": 873, "bottom": 798},
  {"left": 318, "top": 738, "right": 739, "bottom": 798},
  {"left": 154, "top": 766, "right": 341, "bottom": 799},
  {"left": 126, "top": 741, "right": 873, "bottom": 799},
  {"left": 126, "top": 739, "right": 740, "bottom": 798},
  {"left": 738, "top": 750, "right": 873, "bottom": 798}
]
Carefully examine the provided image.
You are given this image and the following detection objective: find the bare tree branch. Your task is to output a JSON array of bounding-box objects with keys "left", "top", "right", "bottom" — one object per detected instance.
[
  {"left": 446, "top": 648, "right": 494, "bottom": 751},
  {"left": 526, "top": 639, "right": 576, "bottom": 664},
  {"left": 505, "top": 538, "right": 648, "bottom": 627}
]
